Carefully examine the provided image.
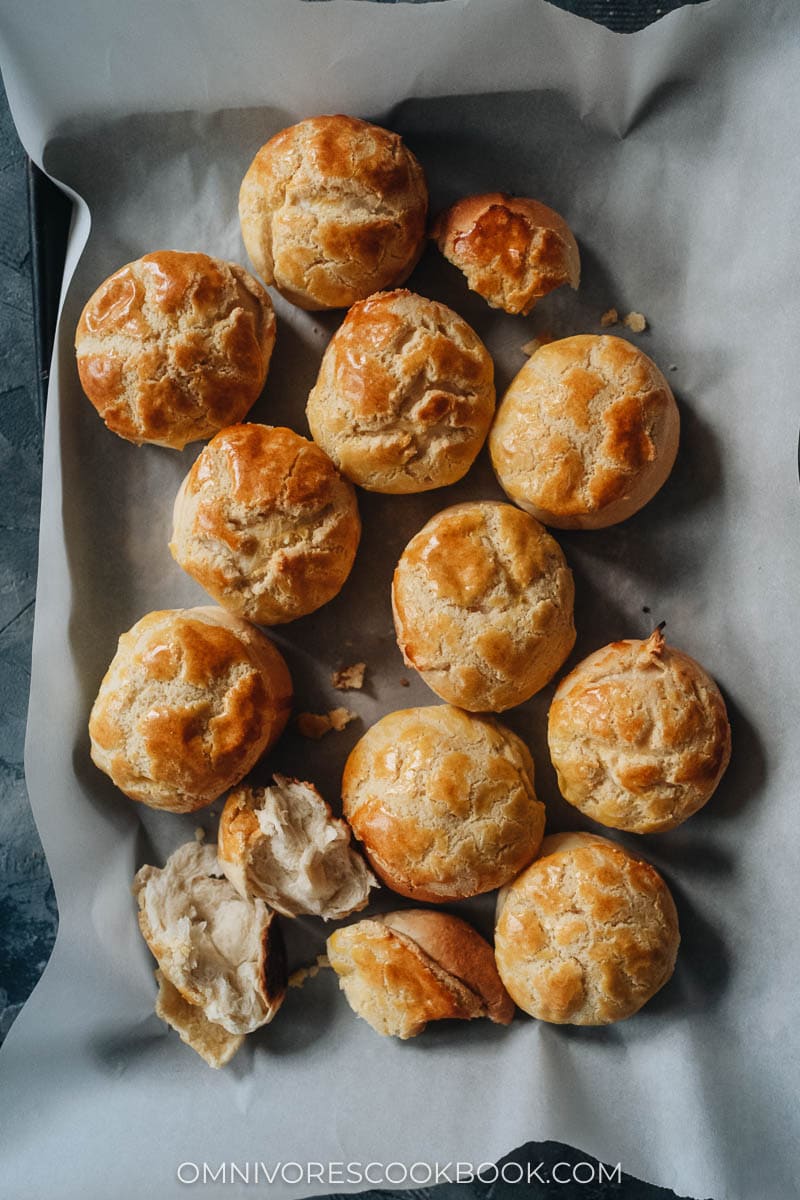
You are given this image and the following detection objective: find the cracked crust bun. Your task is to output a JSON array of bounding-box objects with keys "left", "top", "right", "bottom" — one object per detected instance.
[
  {"left": 489, "top": 334, "right": 679, "bottom": 529},
  {"left": 392, "top": 501, "right": 575, "bottom": 711},
  {"left": 239, "top": 115, "right": 428, "bottom": 310},
  {"left": 432, "top": 193, "right": 579, "bottom": 315},
  {"left": 548, "top": 628, "right": 731, "bottom": 833},
  {"left": 75, "top": 251, "right": 275, "bottom": 448},
  {"left": 306, "top": 289, "right": 495, "bottom": 493},
  {"left": 327, "top": 909, "right": 514, "bottom": 1038},
  {"left": 89, "top": 606, "right": 292, "bottom": 813},
  {"left": 170, "top": 424, "right": 361, "bottom": 625},
  {"left": 342, "top": 705, "right": 545, "bottom": 902},
  {"left": 495, "top": 832, "right": 680, "bottom": 1025}
]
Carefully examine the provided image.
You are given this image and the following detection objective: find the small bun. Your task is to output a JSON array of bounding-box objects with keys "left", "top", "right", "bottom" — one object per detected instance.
[
  {"left": 392, "top": 501, "right": 575, "bottom": 711},
  {"left": 306, "top": 289, "right": 495, "bottom": 493},
  {"left": 218, "top": 775, "right": 377, "bottom": 919},
  {"left": 342, "top": 704, "right": 545, "bottom": 901},
  {"left": 327, "top": 909, "right": 514, "bottom": 1038},
  {"left": 89, "top": 606, "right": 292, "bottom": 812},
  {"left": 431, "top": 193, "right": 579, "bottom": 315},
  {"left": 75, "top": 251, "right": 275, "bottom": 448},
  {"left": 548, "top": 628, "right": 731, "bottom": 833},
  {"left": 495, "top": 833, "right": 679, "bottom": 1025},
  {"left": 239, "top": 115, "right": 428, "bottom": 310},
  {"left": 170, "top": 424, "right": 361, "bottom": 625},
  {"left": 490, "top": 334, "right": 679, "bottom": 529},
  {"left": 134, "top": 841, "right": 287, "bottom": 1036}
]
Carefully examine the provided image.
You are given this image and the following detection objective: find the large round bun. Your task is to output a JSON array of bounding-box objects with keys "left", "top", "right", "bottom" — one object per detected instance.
[
  {"left": 342, "top": 704, "right": 545, "bottom": 901},
  {"left": 489, "top": 334, "right": 679, "bottom": 529},
  {"left": 170, "top": 424, "right": 361, "bottom": 625},
  {"left": 495, "top": 832, "right": 680, "bottom": 1025},
  {"left": 306, "top": 289, "right": 495, "bottom": 493},
  {"left": 431, "top": 193, "right": 579, "bottom": 315},
  {"left": 327, "top": 909, "right": 514, "bottom": 1039},
  {"left": 75, "top": 250, "right": 275, "bottom": 448},
  {"left": 548, "top": 628, "right": 731, "bottom": 833},
  {"left": 89, "top": 606, "right": 292, "bottom": 812},
  {"left": 392, "top": 501, "right": 575, "bottom": 711},
  {"left": 239, "top": 115, "right": 428, "bottom": 311}
]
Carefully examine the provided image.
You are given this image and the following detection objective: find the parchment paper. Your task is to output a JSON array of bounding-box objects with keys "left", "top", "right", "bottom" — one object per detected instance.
[{"left": 1, "top": 2, "right": 799, "bottom": 1198}]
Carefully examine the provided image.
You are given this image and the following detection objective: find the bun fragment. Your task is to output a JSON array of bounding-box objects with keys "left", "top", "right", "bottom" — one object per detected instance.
[
  {"left": 154, "top": 970, "right": 244, "bottom": 1069},
  {"left": 327, "top": 910, "right": 514, "bottom": 1038},
  {"left": 218, "top": 776, "right": 377, "bottom": 920}
]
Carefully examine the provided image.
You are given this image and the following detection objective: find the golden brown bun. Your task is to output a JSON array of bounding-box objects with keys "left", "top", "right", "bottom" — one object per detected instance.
[
  {"left": 239, "top": 115, "right": 428, "bottom": 310},
  {"left": 342, "top": 705, "right": 545, "bottom": 901},
  {"left": 490, "top": 335, "right": 679, "bottom": 529},
  {"left": 75, "top": 251, "right": 275, "bottom": 448},
  {"left": 89, "top": 606, "right": 292, "bottom": 812},
  {"left": 154, "top": 970, "right": 244, "bottom": 1069},
  {"left": 392, "top": 502, "right": 575, "bottom": 711},
  {"left": 431, "top": 193, "right": 579, "bottom": 315},
  {"left": 495, "top": 832, "right": 679, "bottom": 1025},
  {"left": 170, "top": 424, "right": 361, "bottom": 625},
  {"left": 218, "top": 775, "right": 376, "bottom": 919},
  {"left": 548, "top": 628, "right": 731, "bottom": 833},
  {"left": 327, "top": 909, "right": 514, "bottom": 1038},
  {"left": 134, "top": 841, "right": 287, "bottom": 1036},
  {"left": 306, "top": 289, "right": 495, "bottom": 493}
]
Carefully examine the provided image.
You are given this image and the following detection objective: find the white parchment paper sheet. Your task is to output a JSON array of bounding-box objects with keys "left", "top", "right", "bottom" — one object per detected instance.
[{"left": 1, "top": 2, "right": 799, "bottom": 1198}]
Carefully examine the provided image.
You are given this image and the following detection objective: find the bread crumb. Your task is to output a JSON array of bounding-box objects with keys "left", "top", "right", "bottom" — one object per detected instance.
[
  {"left": 194, "top": 827, "right": 206, "bottom": 843},
  {"left": 600, "top": 307, "right": 618, "bottom": 327},
  {"left": 331, "top": 662, "right": 366, "bottom": 690},
  {"left": 521, "top": 331, "right": 553, "bottom": 356},
  {"left": 623, "top": 311, "right": 648, "bottom": 333},
  {"left": 669, "top": 364, "right": 678, "bottom": 372},
  {"left": 288, "top": 955, "right": 331, "bottom": 989},
  {"left": 399, "top": 678, "right": 411, "bottom": 688},
  {"left": 297, "top": 708, "right": 357, "bottom": 739}
]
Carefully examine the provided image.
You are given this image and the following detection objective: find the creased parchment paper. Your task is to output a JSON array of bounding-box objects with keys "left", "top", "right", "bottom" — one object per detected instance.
[{"left": 1, "top": 1, "right": 799, "bottom": 1198}]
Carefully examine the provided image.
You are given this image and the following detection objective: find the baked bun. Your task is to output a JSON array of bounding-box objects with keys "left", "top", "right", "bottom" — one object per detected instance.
[
  {"left": 154, "top": 970, "right": 244, "bottom": 1069},
  {"left": 327, "top": 909, "right": 514, "bottom": 1038},
  {"left": 75, "top": 251, "right": 275, "bottom": 448},
  {"left": 170, "top": 424, "right": 360, "bottom": 625},
  {"left": 134, "top": 841, "right": 287, "bottom": 1036},
  {"left": 489, "top": 335, "right": 679, "bottom": 529},
  {"left": 89, "top": 606, "right": 292, "bottom": 812},
  {"left": 306, "top": 289, "right": 495, "bottom": 493},
  {"left": 239, "top": 115, "right": 428, "bottom": 310},
  {"left": 218, "top": 775, "right": 377, "bottom": 919},
  {"left": 342, "top": 705, "right": 545, "bottom": 901},
  {"left": 392, "top": 502, "right": 575, "bottom": 711},
  {"left": 431, "top": 193, "right": 579, "bottom": 315},
  {"left": 548, "top": 628, "right": 731, "bottom": 833},
  {"left": 495, "top": 833, "right": 679, "bottom": 1025}
]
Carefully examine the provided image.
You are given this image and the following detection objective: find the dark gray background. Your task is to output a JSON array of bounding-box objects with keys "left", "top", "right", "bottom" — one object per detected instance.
[{"left": 0, "top": 2, "right": 706, "bottom": 1197}]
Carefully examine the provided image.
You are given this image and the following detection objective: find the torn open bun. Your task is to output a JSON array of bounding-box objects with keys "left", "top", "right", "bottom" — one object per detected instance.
[
  {"left": 218, "top": 775, "right": 377, "bottom": 919},
  {"left": 327, "top": 909, "right": 514, "bottom": 1039},
  {"left": 133, "top": 841, "right": 286, "bottom": 1036},
  {"left": 154, "top": 970, "right": 244, "bottom": 1069}
]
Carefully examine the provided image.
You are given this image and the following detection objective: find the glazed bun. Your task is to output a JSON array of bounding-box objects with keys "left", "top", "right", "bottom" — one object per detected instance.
[
  {"left": 218, "top": 775, "right": 376, "bottom": 919},
  {"left": 490, "top": 334, "right": 679, "bottom": 529},
  {"left": 89, "top": 606, "right": 292, "bottom": 813},
  {"left": 495, "top": 833, "right": 680, "bottom": 1025},
  {"left": 327, "top": 909, "right": 514, "bottom": 1038},
  {"left": 342, "top": 704, "right": 545, "bottom": 901},
  {"left": 75, "top": 251, "right": 275, "bottom": 448},
  {"left": 392, "top": 501, "right": 575, "bottom": 711},
  {"left": 548, "top": 627, "right": 731, "bottom": 833},
  {"left": 306, "top": 289, "right": 495, "bottom": 493},
  {"left": 239, "top": 115, "right": 428, "bottom": 310},
  {"left": 431, "top": 193, "right": 579, "bottom": 315},
  {"left": 170, "top": 424, "right": 361, "bottom": 625}
]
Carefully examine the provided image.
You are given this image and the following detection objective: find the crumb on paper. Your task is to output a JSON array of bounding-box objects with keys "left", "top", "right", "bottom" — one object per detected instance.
[
  {"left": 331, "top": 662, "right": 366, "bottom": 690},
  {"left": 521, "top": 331, "right": 553, "bottom": 356},
  {"left": 194, "top": 827, "right": 206, "bottom": 843},
  {"left": 669, "top": 364, "right": 678, "bottom": 372},
  {"left": 600, "top": 307, "right": 618, "bottom": 327},
  {"left": 289, "top": 955, "right": 331, "bottom": 990},
  {"left": 623, "top": 310, "right": 648, "bottom": 333},
  {"left": 297, "top": 708, "right": 357, "bottom": 739},
  {"left": 399, "top": 677, "right": 411, "bottom": 688}
]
